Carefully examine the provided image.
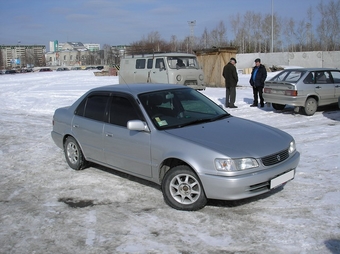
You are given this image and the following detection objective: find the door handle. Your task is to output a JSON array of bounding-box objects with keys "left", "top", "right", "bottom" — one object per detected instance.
[
  {"left": 315, "top": 86, "right": 321, "bottom": 89},
  {"left": 105, "top": 133, "right": 113, "bottom": 137},
  {"left": 72, "top": 124, "right": 79, "bottom": 128}
]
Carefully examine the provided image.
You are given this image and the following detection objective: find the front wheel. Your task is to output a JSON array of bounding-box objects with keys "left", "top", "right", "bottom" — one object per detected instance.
[
  {"left": 272, "top": 103, "right": 286, "bottom": 110},
  {"left": 64, "top": 136, "right": 86, "bottom": 170},
  {"left": 302, "top": 97, "right": 317, "bottom": 116},
  {"left": 162, "top": 165, "right": 207, "bottom": 211}
]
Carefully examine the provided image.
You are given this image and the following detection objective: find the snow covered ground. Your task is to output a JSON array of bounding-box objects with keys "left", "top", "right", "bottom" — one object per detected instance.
[{"left": 0, "top": 70, "right": 339, "bottom": 253}]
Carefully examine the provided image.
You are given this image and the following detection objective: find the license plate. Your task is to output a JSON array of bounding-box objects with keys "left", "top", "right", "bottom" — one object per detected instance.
[{"left": 270, "top": 170, "right": 295, "bottom": 189}]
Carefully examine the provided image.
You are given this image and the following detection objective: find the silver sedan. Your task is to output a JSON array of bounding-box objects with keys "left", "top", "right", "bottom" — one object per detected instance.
[{"left": 51, "top": 83, "right": 300, "bottom": 211}]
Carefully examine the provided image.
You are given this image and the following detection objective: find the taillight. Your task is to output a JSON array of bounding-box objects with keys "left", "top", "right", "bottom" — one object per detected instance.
[
  {"left": 285, "top": 90, "right": 298, "bottom": 96},
  {"left": 264, "top": 88, "right": 271, "bottom": 93}
]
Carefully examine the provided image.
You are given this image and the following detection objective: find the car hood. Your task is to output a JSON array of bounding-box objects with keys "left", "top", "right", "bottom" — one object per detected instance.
[{"left": 164, "top": 116, "right": 292, "bottom": 158}]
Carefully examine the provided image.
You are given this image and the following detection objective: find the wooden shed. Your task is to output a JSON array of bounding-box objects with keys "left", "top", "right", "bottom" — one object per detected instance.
[{"left": 194, "top": 47, "right": 238, "bottom": 87}]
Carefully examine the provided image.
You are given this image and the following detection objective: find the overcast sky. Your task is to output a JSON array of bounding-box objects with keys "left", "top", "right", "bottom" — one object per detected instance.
[{"left": 0, "top": 0, "right": 331, "bottom": 49}]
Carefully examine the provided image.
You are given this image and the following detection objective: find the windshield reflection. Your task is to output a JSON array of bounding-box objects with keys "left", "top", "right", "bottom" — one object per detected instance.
[{"left": 139, "top": 88, "right": 229, "bottom": 130}]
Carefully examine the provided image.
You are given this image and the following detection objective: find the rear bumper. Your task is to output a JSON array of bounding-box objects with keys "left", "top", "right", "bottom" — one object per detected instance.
[
  {"left": 199, "top": 151, "right": 300, "bottom": 200},
  {"left": 51, "top": 131, "right": 64, "bottom": 149},
  {"left": 263, "top": 94, "right": 306, "bottom": 106}
]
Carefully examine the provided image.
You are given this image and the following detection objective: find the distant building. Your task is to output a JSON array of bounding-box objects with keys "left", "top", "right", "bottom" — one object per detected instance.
[
  {"left": 0, "top": 44, "right": 46, "bottom": 69},
  {"left": 84, "top": 43, "right": 100, "bottom": 51},
  {"left": 46, "top": 41, "right": 102, "bottom": 66}
]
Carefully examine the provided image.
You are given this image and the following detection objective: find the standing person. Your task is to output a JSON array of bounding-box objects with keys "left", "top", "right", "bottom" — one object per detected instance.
[
  {"left": 222, "top": 57, "right": 238, "bottom": 108},
  {"left": 249, "top": 58, "right": 267, "bottom": 107}
]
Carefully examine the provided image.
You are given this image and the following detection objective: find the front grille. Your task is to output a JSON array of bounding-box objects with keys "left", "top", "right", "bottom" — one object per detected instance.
[
  {"left": 184, "top": 80, "right": 197, "bottom": 86},
  {"left": 261, "top": 149, "right": 289, "bottom": 166}
]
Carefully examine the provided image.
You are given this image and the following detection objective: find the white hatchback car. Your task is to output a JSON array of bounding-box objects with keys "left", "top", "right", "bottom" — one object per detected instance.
[{"left": 264, "top": 68, "right": 340, "bottom": 115}]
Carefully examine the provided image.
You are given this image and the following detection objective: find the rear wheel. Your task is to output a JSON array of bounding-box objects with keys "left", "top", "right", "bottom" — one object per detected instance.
[
  {"left": 64, "top": 136, "right": 86, "bottom": 170},
  {"left": 302, "top": 97, "right": 317, "bottom": 116},
  {"left": 272, "top": 103, "right": 286, "bottom": 110},
  {"left": 162, "top": 165, "right": 207, "bottom": 211}
]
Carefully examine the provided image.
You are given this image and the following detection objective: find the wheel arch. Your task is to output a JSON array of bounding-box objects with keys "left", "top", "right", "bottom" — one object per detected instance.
[
  {"left": 62, "top": 134, "right": 87, "bottom": 160},
  {"left": 159, "top": 157, "right": 197, "bottom": 184}
]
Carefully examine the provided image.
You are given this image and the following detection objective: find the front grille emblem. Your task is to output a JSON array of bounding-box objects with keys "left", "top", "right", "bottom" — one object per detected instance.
[{"left": 277, "top": 155, "right": 281, "bottom": 161}]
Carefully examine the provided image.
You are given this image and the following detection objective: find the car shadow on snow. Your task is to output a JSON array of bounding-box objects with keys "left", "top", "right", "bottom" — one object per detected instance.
[
  {"left": 265, "top": 103, "right": 340, "bottom": 120},
  {"left": 324, "top": 239, "right": 340, "bottom": 254}
]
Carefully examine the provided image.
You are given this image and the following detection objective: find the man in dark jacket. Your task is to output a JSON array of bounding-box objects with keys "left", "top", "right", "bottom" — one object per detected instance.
[
  {"left": 249, "top": 58, "right": 267, "bottom": 107},
  {"left": 222, "top": 57, "right": 238, "bottom": 108}
]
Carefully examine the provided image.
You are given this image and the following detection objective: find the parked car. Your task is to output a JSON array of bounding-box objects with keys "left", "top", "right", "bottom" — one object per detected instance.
[
  {"left": 56, "top": 67, "right": 70, "bottom": 71},
  {"left": 96, "top": 65, "right": 104, "bottom": 70},
  {"left": 263, "top": 68, "right": 340, "bottom": 115},
  {"left": 71, "top": 67, "right": 82, "bottom": 70},
  {"left": 5, "top": 70, "right": 17, "bottom": 74},
  {"left": 39, "top": 68, "right": 53, "bottom": 72},
  {"left": 51, "top": 83, "right": 300, "bottom": 211},
  {"left": 85, "top": 66, "right": 97, "bottom": 70}
]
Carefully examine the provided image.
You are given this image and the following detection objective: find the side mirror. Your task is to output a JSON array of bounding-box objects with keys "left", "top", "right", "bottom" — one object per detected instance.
[{"left": 127, "top": 120, "right": 150, "bottom": 132}]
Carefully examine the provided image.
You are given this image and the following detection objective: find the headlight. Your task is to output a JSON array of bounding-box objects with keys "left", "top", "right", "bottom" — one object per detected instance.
[
  {"left": 176, "top": 75, "right": 182, "bottom": 81},
  {"left": 288, "top": 140, "right": 296, "bottom": 154},
  {"left": 199, "top": 74, "right": 204, "bottom": 81},
  {"left": 215, "top": 158, "right": 259, "bottom": 172}
]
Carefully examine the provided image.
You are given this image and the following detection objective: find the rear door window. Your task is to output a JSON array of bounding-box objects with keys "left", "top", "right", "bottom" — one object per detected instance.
[
  {"left": 330, "top": 71, "right": 340, "bottom": 83},
  {"left": 75, "top": 93, "right": 110, "bottom": 122}
]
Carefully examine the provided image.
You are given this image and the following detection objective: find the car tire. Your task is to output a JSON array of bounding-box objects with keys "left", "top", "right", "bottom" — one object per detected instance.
[
  {"left": 272, "top": 103, "right": 286, "bottom": 110},
  {"left": 162, "top": 165, "right": 207, "bottom": 211},
  {"left": 64, "top": 136, "right": 86, "bottom": 170},
  {"left": 302, "top": 97, "right": 317, "bottom": 116}
]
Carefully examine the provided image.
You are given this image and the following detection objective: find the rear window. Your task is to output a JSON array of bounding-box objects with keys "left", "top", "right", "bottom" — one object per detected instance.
[{"left": 271, "top": 70, "right": 306, "bottom": 83}]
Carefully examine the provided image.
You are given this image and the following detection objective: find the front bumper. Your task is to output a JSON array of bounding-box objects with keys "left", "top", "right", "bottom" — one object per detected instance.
[{"left": 199, "top": 151, "right": 300, "bottom": 200}]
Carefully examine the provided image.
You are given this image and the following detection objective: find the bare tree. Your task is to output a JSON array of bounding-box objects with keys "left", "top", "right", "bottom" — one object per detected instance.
[
  {"left": 316, "top": 0, "right": 340, "bottom": 50},
  {"left": 283, "top": 18, "right": 296, "bottom": 52},
  {"left": 296, "top": 20, "right": 307, "bottom": 51},
  {"left": 125, "top": 0, "right": 340, "bottom": 55},
  {"left": 198, "top": 28, "right": 209, "bottom": 49}
]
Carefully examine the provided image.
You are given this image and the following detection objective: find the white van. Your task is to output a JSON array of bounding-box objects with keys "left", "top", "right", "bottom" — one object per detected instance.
[{"left": 119, "top": 53, "right": 205, "bottom": 90}]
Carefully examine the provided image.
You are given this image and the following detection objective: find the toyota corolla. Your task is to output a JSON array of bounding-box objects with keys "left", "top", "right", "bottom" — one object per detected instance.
[{"left": 51, "top": 83, "right": 300, "bottom": 211}]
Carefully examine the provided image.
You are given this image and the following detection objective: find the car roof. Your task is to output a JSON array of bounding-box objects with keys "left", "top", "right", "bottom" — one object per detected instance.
[
  {"left": 122, "top": 53, "right": 196, "bottom": 59},
  {"left": 282, "top": 67, "right": 339, "bottom": 72},
  {"left": 89, "top": 83, "right": 190, "bottom": 96}
]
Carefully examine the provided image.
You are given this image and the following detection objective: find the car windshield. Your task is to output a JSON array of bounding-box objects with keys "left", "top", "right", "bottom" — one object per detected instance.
[
  {"left": 270, "top": 70, "right": 307, "bottom": 83},
  {"left": 167, "top": 57, "right": 200, "bottom": 69},
  {"left": 139, "top": 88, "right": 229, "bottom": 130}
]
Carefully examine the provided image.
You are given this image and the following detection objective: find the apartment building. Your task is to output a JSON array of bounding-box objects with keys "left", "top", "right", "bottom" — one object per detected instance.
[{"left": 0, "top": 44, "right": 46, "bottom": 69}]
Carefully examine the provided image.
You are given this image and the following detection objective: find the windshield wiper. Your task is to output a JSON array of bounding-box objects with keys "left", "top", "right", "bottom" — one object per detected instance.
[
  {"left": 176, "top": 113, "right": 231, "bottom": 128},
  {"left": 210, "top": 113, "right": 231, "bottom": 121},
  {"left": 177, "top": 118, "right": 212, "bottom": 128}
]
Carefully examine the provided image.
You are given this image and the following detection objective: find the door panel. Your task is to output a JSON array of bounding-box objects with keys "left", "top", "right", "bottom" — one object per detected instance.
[
  {"left": 103, "top": 95, "right": 152, "bottom": 178},
  {"left": 314, "top": 71, "right": 336, "bottom": 105},
  {"left": 331, "top": 71, "right": 340, "bottom": 98}
]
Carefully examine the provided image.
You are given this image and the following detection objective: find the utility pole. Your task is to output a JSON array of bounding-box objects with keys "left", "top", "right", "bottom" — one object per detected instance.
[
  {"left": 187, "top": 20, "right": 196, "bottom": 53},
  {"left": 271, "top": 0, "right": 274, "bottom": 52}
]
